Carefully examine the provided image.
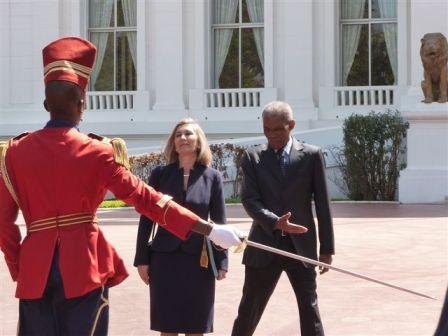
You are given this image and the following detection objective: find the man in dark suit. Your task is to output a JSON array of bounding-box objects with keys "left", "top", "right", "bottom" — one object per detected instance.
[{"left": 231, "top": 101, "right": 335, "bottom": 336}]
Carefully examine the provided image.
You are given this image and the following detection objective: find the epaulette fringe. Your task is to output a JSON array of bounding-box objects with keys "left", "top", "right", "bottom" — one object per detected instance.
[
  {"left": 0, "top": 141, "right": 7, "bottom": 159},
  {"left": 110, "top": 138, "right": 130, "bottom": 170},
  {"left": 0, "top": 140, "right": 19, "bottom": 205}
]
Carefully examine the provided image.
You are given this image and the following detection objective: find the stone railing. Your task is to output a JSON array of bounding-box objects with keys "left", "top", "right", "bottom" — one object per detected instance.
[
  {"left": 204, "top": 89, "right": 263, "bottom": 108},
  {"left": 334, "top": 86, "right": 396, "bottom": 107},
  {"left": 85, "top": 91, "right": 136, "bottom": 110}
]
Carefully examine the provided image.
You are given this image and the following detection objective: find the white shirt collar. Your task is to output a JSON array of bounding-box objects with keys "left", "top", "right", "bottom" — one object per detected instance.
[{"left": 275, "top": 137, "right": 293, "bottom": 155}]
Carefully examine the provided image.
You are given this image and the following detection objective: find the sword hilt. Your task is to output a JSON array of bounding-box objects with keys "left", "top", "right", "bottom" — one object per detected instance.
[{"left": 230, "top": 230, "right": 248, "bottom": 253}]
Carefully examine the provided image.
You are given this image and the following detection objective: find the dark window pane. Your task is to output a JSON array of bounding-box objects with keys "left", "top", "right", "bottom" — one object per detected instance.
[
  {"left": 214, "top": 0, "right": 239, "bottom": 24},
  {"left": 371, "top": 23, "right": 395, "bottom": 85},
  {"left": 372, "top": 0, "right": 396, "bottom": 19},
  {"left": 116, "top": 32, "right": 137, "bottom": 91},
  {"left": 215, "top": 29, "right": 238, "bottom": 88},
  {"left": 243, "top": 0, "right": 263, "bottom": 23},
  {"left": 343, "top": 24, "right": 369, "bottom": 86},
  {"left": 241, "top": 28, "right": 264, "bottom": 88},
  {"left": 89, "top": 0, "right": 114, "bottom": 28},
  {"left": 117, "top": 0, "right": 136, "bottom": 27},
  {"left": 90, "top": 32, "right": 114, "bottom": 91},
  {"left": 341, "top": 0, "right": 368, "bottom": 20},
  {"left": 242, "top": 0, "right": 249, "bottom": 23}
]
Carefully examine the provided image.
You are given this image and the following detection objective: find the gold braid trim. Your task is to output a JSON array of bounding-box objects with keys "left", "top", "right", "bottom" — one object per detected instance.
[
  {"left": 161, "top": 201, "right": 172, "bottom": 227},
  {"left": 110, "top": 138, "right": 130, "bottom": 170},
  {"left": 156, "top": 195, "right": 173, "bottom": 208},
  {"left": 90, "top": 286, "right": 109, "bottom": 336},
  {"left": 0, "top": 141, "right": 19, "bottom": 205},
  {"left": 44, "top": 60, "right": 93, "bottom": 76}
]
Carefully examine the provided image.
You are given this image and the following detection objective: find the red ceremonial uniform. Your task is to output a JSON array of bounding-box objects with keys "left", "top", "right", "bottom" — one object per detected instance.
[
  {"left": 0, "top": 129, "right": 199, "bottom": 299},
  {"left": 0, "top": 37, "right": 200, "bottom": 301}
]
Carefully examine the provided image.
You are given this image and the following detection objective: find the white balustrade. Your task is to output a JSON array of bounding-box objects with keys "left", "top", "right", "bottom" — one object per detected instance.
[
  {"left": 205, "top": 89, "right": 262, "bottom": 108},
  {"left": 334, "top": 86, "right": 396, "bottom": 108},
  {"left": 85, "top": 91, "right": 136, "bottom": 110}
]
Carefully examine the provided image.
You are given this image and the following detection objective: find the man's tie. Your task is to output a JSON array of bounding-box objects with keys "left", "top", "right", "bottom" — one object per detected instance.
[
  {"left": 276, "top": 149, "right": 288, "bottom": 236},
  {"left": 277, "top": 149, "right": 287, "bottom": 177}
]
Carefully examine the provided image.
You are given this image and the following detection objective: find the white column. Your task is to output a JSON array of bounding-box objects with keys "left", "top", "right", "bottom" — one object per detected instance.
[
  {"left": 188, "top": 0, "right": 206, "bottom": 111},
  {"left": 279, "top": 0, "right": 317, "bottom": 120},
  {"left": 59, "top": 0, "right": 81, "bottom": 36},
  {"left": 152, "top": 0, "right": 186, "bottom": 119},
  {"left": 264, "top": 0, "right": 274, "bottom": 88},
  {"left": 0, "top": 0, "right": 11, "bottom": 108},
  {"left": 0, "top": 0, "right": 59, "bottom": 132},
  {"left": 317, "top": 0, "right": 337, "bottom": 119},
  {"left": 9, "top": 0, "right": 35, "bottom": 105},
  {"left": 134, "top": 0, "right": 149, "bottom": 111}
]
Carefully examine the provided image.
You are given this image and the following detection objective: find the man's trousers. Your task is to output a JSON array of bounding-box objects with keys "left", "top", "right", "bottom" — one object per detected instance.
[
  {"left": 231, "top": 237, "right": 324, "bottom": 336},
  {"left": 18, "top": 249, "right": 109, "bottom": 336}
]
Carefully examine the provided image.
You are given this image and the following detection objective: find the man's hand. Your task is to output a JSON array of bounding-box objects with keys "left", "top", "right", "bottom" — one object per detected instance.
[
  {"left": 208, "top": 224, "right": 246, "bottom": 249},
  {"left": 137, "top": 265, "right": 149, "bottom": 285},
  {"left": 275, "top": 212, "right": 308, "bottom": 234},
  {"left": 318, "top": 254, "right": 333, "bottom": 275}
]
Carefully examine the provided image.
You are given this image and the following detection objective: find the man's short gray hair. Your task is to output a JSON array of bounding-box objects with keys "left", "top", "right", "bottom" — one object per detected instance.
[{"left": 262, "top": 101, "right": 294, "bottom": 122}]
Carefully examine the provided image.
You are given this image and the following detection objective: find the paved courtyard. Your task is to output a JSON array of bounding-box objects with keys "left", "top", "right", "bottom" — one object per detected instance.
[{"left": 1, "top": 203, "right": 447, "bottom": 336}]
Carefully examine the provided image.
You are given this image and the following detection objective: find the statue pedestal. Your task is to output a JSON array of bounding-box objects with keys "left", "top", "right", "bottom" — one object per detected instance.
[{"left": 398, "top": 104, "right": 448, "bottom": 203}]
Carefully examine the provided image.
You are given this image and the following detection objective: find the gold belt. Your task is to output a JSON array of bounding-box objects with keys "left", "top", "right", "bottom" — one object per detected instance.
[{"left": 28, "top": 212, "right": 98, "bottom": 233}]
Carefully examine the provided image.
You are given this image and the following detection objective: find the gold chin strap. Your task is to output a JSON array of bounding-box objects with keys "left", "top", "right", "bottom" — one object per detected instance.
[{"left": 0, "top": 140, "right": 19, "bottom": 205}]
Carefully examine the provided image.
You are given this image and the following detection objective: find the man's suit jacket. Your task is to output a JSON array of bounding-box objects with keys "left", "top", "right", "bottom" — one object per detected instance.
[{"left": 241, "top": 137, "right": 335, "bottom": 268}]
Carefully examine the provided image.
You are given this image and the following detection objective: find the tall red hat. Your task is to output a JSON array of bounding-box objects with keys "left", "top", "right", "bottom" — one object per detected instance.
[{"left": 42, "top": 37, "right": 97, "bottom": 91}]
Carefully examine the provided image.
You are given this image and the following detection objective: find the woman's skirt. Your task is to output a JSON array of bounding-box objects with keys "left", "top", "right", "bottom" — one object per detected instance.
[{"left": 149, "top": 249, "right": 216, "bottom": 333}]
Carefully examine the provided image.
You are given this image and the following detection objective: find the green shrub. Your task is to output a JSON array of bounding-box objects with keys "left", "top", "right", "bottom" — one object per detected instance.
[
  {"left": 332, "top": 110, "right": 408, "bottom": 201},
  {"left": 225, "top": 196, "right": 242, "bottom": 204},
  {"left": 99, "top": 200, "right": 130, "bottom": 208}
]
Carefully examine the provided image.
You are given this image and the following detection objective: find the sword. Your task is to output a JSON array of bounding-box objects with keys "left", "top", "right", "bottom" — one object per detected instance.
[{"left": 231, "top": 238, "right": 437, "bottom": 301}]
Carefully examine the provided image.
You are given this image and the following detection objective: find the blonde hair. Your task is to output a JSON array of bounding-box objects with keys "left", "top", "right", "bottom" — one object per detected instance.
[{"left": 163, "top": 118, "right": 213, "bottom": 166}]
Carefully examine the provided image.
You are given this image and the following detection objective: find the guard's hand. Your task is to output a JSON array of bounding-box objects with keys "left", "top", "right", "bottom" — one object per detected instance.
[
  {"left": 208, "top": 224, "right": 245, "bottom": 249},
  {"left": 217, "top": 269, "right": 227, "bottom": 281},
  {"left": 275, "top": 212, "right": 308, "bottom": 234},
  {"left": 137, "top": 265, "right": 150, "bottom": 285},
  {"left": 319, "top": 254, "right": 333, "bottom": 275}
]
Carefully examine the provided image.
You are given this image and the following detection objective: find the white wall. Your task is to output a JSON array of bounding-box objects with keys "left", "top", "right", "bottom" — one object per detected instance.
[{"left": 1, "top": 0, "right": 447, "bottom": 137}]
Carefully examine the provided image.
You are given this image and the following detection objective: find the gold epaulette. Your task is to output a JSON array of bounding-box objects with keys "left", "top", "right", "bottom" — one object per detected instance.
[
  {"left": 12, "top": 132, "right": 30, "bottom": 141},
  {"left": 0, "top": 140, "right": 19, "bottom": 205},
  {"left": 0, "top": 141, "right": 7, "bottom": 159},
  {"left": 110, "top": 138, "right": 130, "bottom": 170},
  {"left": 87, "top": 133, "right": 130, "bottom": 169}
]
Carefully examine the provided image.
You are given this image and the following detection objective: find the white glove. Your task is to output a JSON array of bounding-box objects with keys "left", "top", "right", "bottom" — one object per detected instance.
[{"left": 208, "top": 225, "right": 245, "bottom": 249}]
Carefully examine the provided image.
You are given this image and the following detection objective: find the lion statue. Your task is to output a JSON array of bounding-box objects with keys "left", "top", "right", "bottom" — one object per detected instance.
[{"left": 420, "top": 33, "right": 448, "bottom": 103}]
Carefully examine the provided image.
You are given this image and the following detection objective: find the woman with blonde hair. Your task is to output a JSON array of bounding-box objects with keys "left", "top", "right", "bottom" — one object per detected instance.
[{"left": 134, "top": 118, "right": 228, "bottom": 336}]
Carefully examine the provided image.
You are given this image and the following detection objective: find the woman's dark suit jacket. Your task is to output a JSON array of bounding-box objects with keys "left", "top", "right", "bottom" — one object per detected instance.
[{"left": 134, "top": 163, "right": 228, "bottom": 271}]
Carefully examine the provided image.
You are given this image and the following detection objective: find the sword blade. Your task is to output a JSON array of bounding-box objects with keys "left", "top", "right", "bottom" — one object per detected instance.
[{"left": 245, "top": 240, "right": 437, "bottom": 301}]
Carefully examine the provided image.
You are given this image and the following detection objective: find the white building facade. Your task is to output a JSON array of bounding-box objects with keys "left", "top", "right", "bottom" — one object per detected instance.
[{"left": 0, "top": 0, "right": 447, "bottom": 202}]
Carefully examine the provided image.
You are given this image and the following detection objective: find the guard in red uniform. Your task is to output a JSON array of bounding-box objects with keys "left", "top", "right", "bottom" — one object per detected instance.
[{"left": 0, "top": 37, "right": 242, "bottom": 336}]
